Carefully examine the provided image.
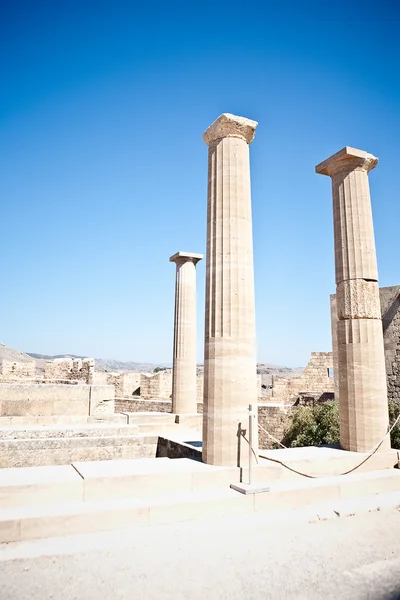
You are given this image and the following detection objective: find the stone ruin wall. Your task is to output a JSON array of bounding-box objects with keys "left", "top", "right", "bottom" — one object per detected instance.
[
  {"left": 271, "top": 352, "right": 334, "bottom": 403},
  {"left": 44, "top": 358, "right": 94, "bottom": 384},
  {"left": 331, "top": 285, "right": 400, "bottom": 402},
  {"left": 380, "top": 287, "right": 400, "bottom": 401},
  {"left": 258, "top": 404, "right": 293, "bottom": 450},
  {"left": 0, "top": 361, "right": 36, "bottom": 380},
  {"left": 92, "top": 371, "right": 141, "bottom": 398},
  {"left": 139, "top": 371, "right": 172, "bottom": 399}
]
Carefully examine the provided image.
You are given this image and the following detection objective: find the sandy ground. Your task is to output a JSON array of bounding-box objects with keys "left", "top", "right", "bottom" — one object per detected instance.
[{"left": 0, "top": 508, "right": 400, "bottom": 599}]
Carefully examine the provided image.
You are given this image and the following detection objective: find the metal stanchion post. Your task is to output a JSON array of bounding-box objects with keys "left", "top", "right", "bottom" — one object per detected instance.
[
  {"left": 248, "top": 404, "right": 253, "bottom": 485},
  {"left": 230, "top": 401, "right": 270, "bottom": 495}
]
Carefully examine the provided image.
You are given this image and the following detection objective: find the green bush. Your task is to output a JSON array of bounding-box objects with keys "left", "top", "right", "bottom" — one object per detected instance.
[
  {"left": 283, "top": 401, "right": 340, "bottom": 448},
  {"left": 389, "top": 399, "right": 400, "bottom": 449},
  {"left": 283, "top": 399, "right": 400, "bottom": 449}
]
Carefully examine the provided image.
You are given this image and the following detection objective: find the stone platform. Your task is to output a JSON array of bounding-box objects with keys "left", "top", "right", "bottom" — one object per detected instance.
[
  {"left": 258, "top": 446, "right": 399, "bottom": 481},
  {"left": 0, "top": 452, "right": 400, "bottom": 543},
  {"left": 0, "top": 413, "right": 202, "bottom": 467}
]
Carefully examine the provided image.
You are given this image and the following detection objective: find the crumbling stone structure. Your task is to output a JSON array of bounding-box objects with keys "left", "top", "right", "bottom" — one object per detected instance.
[
  {"left": 0, "top": 361, "right": 36, "bottom": 380},
  {"left": 140, "top": 371, "right": 172, "bottom": 399},
  {"left": 271, "top": 352, "right": 334, "bottom": 403},
  {"left": 93, "top": 372, "right": 141, "bottom": 398},
  {"left": 44, "top": 358, "right": 94, "bottom": 384},
  {"left": 382, "top": 287, "right": 400, "bottom": 400}
]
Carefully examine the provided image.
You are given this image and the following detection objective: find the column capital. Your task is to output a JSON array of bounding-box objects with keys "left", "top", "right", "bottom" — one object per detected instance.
[
  {"left": 169, "top": 251, "right": 203, "bottom": 265},
  {"left": 203, "top": 113, "right": 258, "bottom": 147},
  {"left": 315, "top": 146, "right": 378, "bottom": 177}
]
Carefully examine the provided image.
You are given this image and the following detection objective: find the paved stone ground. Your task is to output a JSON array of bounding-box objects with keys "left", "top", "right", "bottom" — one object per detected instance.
[{"left": 1, "top": 509, "right": 400, "bottom": 599}]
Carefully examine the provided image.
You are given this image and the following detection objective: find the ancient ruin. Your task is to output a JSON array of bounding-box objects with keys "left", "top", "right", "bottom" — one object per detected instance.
[
  {"left": 0, "top": 120, "right": 399, "bottom": 547},
  {"left": 202, "top": 113, "right": 259, "bottom": 466},
  {"left": 44, "top": 357, "right": 94, "bottom": 384},
  {"left": 170, "top": 251, "right": 203, "bottom": 414},
  {"left": 331, "top": 285, "right": 400, "bottom": 403},
  {"left": 316, "top": 147, "right": 390, "bottom": 452},
  {"left": 271, "top": 352, "right": 334, "bottom": 404}
]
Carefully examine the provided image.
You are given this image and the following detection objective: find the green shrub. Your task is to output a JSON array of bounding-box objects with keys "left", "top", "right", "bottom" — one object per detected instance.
[
  {"left": 389, "top": 399, "right": 400, "bottom": 449},
  {"left": 283, "top": 401, "right": 340, "bottom": 448},
  {"left": 283, "top": 399, "right": 400, "bottom": 449}
]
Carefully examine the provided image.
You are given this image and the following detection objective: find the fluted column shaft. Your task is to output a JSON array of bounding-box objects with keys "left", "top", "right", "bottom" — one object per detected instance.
[
  {"left": 316, "top": 147, "right": 389, "bottom": 452},
  {"left": 202, "top": 113, "right": 258, "bottom": 466},
  {"left": 170, "top": 252, "right": 202, "bottom": 414}
]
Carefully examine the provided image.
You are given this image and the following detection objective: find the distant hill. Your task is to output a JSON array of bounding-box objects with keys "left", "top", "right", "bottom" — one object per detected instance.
[
  {"left": 0, "top": 343, "right": 35, "bottom": 363},
  {"left": 0, "top": 344, "right": 304, "bottom": 376},
  {"left": 26, "top": 352, "right": 165, "bottom": 373}
]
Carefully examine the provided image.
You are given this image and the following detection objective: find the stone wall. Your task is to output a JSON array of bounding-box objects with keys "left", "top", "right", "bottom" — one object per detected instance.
[
  {"left": 0, "top": 361, "right": 36, "bottom": 379},
  {"left": 381, "top": 287, "right": 400, "bottom": 401},
  {"left": 93, "top": 372, "right": 141, "bottom": 398},
  {"left": 331, "top": 285, "right": 400, "bottom": 401},
  {"left": 271, "top": 352, "right": 334, "bottom": 402},
  {"left": 140, "top": 371, "right": 172, "bottom": 399},
  {"left": 44, "top": 358, "right": 94, "bottom": 384},
  {"left": 0, "top": 384, "right": 114, "bottom": 419},
  {"left": 115, "top": 398, "right": 172, "bottom": 413},
  {"left": 258, "top": 404, "right": 293, "bottom": 450}
]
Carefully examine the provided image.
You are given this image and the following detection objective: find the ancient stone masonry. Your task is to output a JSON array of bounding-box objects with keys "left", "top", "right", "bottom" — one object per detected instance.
[
  {"left": 0, "top": 361, "right": 36, "bottom": 380},
  {"left": 115, "top": 398, "right": 172, "bottom": 413},
  {"left": 271, "top": 352, "right": 334, "bottom": 404},
  {"left": 381, "top": 287, "right": 400, "bottom": 401},
  {"left": 170, "top": 252, "right": 203, "bottom": 414},
  {"left": 0, "top": 383, "right": 114, "bottom": 425},
  {"left": 331, "top": 285, "right": 400, "bottom": 402},
  {"left": 140, "top": 371, "right": 172, "bottom": 400},
  {"left": 93, "top": 372, "right": 141, "bottom": 398},
  {"left": 202, "top": 113, "right": 259, "bottom": 466},
  {"left": 44, "top": 358, "right": 94, "bottom": 384},
  {"left": 258, "top": 404, "right": 293, "bottom": 450},
  {"left": 316, "top": 147, "right": 389, "bottom": 452}
]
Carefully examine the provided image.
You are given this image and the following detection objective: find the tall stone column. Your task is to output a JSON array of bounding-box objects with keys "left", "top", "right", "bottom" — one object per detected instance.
[
  {"left": 202, "top": 113, "right": 259, "bottom": 466},
  {"left": 170, "top": 252, "right": 203, "bottom": 414},
  {"left": 316, "top": 147, "right": 390, "bottom": 452}
]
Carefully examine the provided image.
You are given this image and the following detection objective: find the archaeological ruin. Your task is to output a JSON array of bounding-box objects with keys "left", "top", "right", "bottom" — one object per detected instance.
[
  {"left": 170, "top": 251, "right": 203, "bottom": 414},
  {"left": 316, "top": 147, "right": 390, "bottom": 452},
  {"left": 0, "top": 118, "right": 399, "bottom": 544}
]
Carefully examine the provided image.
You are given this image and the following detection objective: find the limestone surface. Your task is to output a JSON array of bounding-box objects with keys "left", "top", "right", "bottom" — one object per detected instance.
[
  {"left": 336, "top": 279, "right": 381, "bottom": 321},
  {"left": 317, "top": 147, "right": 389, "bottom": 452},
  {"left": 202, "top": 113, "right": 259, "bottom": 466},
  {"left": 170, "top": 252, "right": 202, "bottom": 414}
]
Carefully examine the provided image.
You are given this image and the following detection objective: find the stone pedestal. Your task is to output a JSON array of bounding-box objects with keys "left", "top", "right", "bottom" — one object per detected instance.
[
  {"left": 202, "top": 113, "right": 259, "bottom": 466},
  {"left": 170, "top": 252, "right": 203, "bottom": 414},
  {"left": 316, "top": 147, "right": 390, "bottom": 452}
]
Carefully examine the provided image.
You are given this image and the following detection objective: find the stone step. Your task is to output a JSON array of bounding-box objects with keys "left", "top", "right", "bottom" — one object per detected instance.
[
  {"left": 1, "top": 467, "right": 400, "bottom": 544},
  {"left": 0, "top": 415, "right": 129, "bottom": 427},
  {"left": 258, "top": 446, "right": 399, "bottom": 480},
  {"left": 0, "top": 488, "right": 254, "bottom": 543},
  {"left": 0, "top": 435, "right": 158, "bottom": 468},
  {"left": 0, "top": 458, "right": 245, "bottom": 508},
  {"left": 0, "top": 416, "right": 93, "bottom": 427},
  {"left": 120, "top": 412, "right": 177, "bottom": 424},
  {"left": 0, "top": 424, "right": 140, "bottom": 440},
  {"left": 121, "top": 412, "right": 202, "bottom": 426}
]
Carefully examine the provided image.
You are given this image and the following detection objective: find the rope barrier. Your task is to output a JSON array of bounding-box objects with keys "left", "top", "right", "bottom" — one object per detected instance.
[{"left": 257, "top": 413, "right": 400, "bottom": 479}]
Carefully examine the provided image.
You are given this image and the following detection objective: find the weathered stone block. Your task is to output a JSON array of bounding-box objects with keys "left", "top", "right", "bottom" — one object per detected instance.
[{"left": 336, "top": 279, "right": 380, "bottom": 320}]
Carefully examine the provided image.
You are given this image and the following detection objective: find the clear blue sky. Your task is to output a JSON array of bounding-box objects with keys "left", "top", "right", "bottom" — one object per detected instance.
[{"left": 1, "top": 0, "right": 399, "bottom": 367}]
